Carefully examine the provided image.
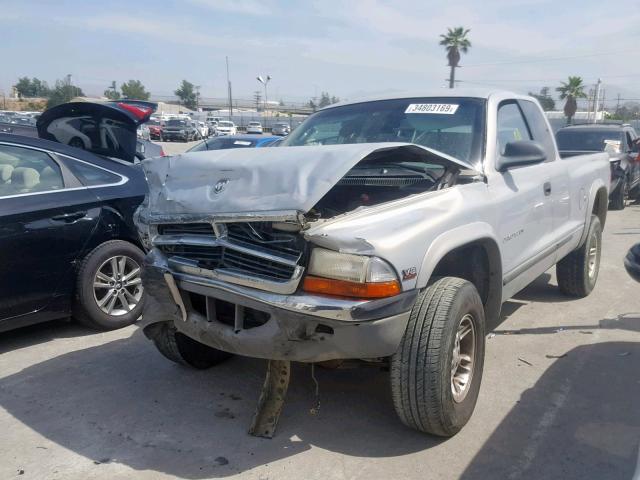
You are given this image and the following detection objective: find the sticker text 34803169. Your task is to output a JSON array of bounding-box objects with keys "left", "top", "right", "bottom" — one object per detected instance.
[{"left": 405, "top": 103, "right": 459, "bottom": 114}]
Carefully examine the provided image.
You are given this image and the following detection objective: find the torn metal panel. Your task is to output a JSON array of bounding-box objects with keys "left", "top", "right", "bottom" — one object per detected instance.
[
  {"left": 139, "top": 143, "right": 476, "bottom": 218},
  {"left": 248, "top": 360, "right": 290, "bottom": 438}
]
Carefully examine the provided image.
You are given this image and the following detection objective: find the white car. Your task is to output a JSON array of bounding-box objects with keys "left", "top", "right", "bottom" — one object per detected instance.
[
  {"left": 216, "top": 121, "right": 237, "bottom": 136},
  {"left": 197, "top": 121, "right": 209, "bottom": 138},
  {"left": 246, "top": 121, "right": 263, "bottom": 134}
]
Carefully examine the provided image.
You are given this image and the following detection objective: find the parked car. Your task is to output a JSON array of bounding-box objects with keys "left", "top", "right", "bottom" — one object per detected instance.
[
  {"left": 0, "top": 132, "right": 148, "bottom": 332},
  {"left": 162, "top": 118, "right": 199, "bottom": 142},
  {"left": 246, "top": 121, "right": 263, "bottom": 134},
  {"left": 556, "top": 123, "right": 640, "bottom": 210},
  {"left": 206, "top": 120, "right": 218, "bottom": 136},
  {"left": 147, "top": 119, "right": 163, "bottom": 141},
  {"left": 187, "top": 135, "right": 280, "bottom": 152},
  {"left": 137, "top": 91, "right": 609, "bottom": 437},
  {"left": 196, "top": 121, "right": 209, "bottom": 138},
  {"left": 137, "top": 123, "right": 151, "bottom": 140},
  {"left": 37, "top": 100, "right": 157, "bottom": 163},
  {"left": 624, "top": 243, "right": 640, "bottom": 282},
  {"left": 215, "top": 121, "right": 237, "bottom": 136},
  {"left": 271, "top": 122, "right": 291, "bottom": 136}
]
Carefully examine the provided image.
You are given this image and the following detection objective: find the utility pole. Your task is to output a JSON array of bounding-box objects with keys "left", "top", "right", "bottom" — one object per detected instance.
[
  {"left": 195, "top": 85, "right": 201, "bottom": 110},
  {"left": 226, "top": 56, "right": 233, "bottom": 120},
  {"left": 593, "top": 78, "right": 602, "bottom": 124},
  {"left": 616, "top": 93, "right": 621, "bottom": 114},
  {"left": 256, "top": 75, "right": 271, "bottom": 128}
]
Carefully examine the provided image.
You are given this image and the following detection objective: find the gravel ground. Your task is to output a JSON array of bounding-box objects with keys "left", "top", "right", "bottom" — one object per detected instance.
[{"left": 0, "top": 202, "right": 639, "bottom": 480}]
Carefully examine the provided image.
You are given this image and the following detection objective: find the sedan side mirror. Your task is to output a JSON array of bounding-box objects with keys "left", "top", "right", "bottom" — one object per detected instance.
[{"left": 496, "top": 140, "right": 547, "bottom": 172}]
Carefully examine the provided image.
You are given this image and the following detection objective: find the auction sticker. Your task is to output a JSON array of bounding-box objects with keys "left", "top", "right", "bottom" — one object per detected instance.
[{"left": 405, "top": 103, "right": 459, "bottom": 114}]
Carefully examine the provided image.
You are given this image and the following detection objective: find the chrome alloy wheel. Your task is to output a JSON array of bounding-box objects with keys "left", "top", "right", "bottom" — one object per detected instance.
[
  {"left": 451, "top": 314, "right": 476, "bottom": 403},
  {"left": 93, "top": 256, "right": 143, "bottom": 316},
  {"left": 588, "top": 229, "right": 600, "bottom": 280}
]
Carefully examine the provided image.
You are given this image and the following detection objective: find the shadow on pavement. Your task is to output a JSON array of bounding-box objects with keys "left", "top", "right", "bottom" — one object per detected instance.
[
  {"left": 461, "top": 340, "right": 640, "bottom": 480},
  {"left": 0, "top": 318, "right": 97, "bottom": 354},
  {"left": 0, "top": 328, "right": 440, "bottom": 478}
]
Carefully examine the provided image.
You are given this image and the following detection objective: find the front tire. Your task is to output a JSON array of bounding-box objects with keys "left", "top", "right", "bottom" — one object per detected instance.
[
  {"left": 556, "top": 214, "right": 602, "bottom": 297},
  {"left": 74, "top": 240, "right": 145, "bottom": 330},
  {"left": 152, "top": 323, "right": 232, "bottom": 369},
  {"left": 390, "top": 277, "right": 486, "bottom": 437}
]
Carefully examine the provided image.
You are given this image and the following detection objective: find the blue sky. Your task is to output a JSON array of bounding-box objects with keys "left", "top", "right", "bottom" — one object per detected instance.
[{"left": 1, "top": 0, "right": 639, "bottom": 106}]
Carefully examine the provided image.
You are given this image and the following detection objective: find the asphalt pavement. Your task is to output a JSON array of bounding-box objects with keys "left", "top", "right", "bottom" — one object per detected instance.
[{"left": 1, "top": 198, "right": 639, "bottom": 479}]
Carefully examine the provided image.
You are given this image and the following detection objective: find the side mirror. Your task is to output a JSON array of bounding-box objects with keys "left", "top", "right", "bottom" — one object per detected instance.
[
  {"left": 496, "top": 140, "right": 547, "bottom": 172},
  {"left": 624, "top": 243, "right": 640, "bottom": 283}
]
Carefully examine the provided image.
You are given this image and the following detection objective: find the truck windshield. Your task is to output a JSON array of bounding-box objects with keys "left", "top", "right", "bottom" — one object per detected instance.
[
  {"left": 556, "top": 129, "right": 625, "bottom": 152},
  {"left": 283, "top": 97, "right": 486, "bottom": 164}
]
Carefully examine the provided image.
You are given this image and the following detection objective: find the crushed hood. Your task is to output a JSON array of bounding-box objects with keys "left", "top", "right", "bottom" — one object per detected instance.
[{"left": 141, "top": 143, "right": 475, "bottom": 218}]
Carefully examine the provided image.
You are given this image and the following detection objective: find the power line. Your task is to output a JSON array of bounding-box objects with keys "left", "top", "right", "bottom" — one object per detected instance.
[{"left": 463, "top": 49, "right": 638, "bottom": 68}]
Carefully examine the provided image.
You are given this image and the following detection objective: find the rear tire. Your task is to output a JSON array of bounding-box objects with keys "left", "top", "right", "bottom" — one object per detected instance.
[
  {"left": 556, "top": 215, "right": 602, "bottom": 297},
  {"left": 74, "top": 240, "right": 145, "bottom": 330},
  {"left": 152, "top": 323, "right": 232, "bottom": 369},
  {"left": 390, "top": 277, "right": 486, "bottom": 437},
  {"left": 609, "top": 180, "right": 625, "bottom": 210}
]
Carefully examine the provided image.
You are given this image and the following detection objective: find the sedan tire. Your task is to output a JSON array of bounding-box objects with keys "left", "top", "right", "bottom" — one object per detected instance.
[
  {"left": 390, "top": 277, "right": 485, "bottom": 437},
  {"left": 74, "top": 240, "right": 145, "bottom": 330}
]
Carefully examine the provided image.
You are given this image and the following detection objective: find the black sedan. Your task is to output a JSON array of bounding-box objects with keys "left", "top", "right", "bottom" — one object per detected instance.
[{"left": 0, "top": 132, "right": 148, "bottom": 332}]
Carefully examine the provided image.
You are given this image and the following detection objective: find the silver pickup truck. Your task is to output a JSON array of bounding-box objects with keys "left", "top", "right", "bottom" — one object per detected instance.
[{"left": 136, "top": 90, "right": 609, "bottom": 437}]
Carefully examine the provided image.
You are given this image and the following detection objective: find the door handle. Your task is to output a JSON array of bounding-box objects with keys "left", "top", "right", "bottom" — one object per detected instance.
[
  {"left": 51, "top": 211, "right": 87, "bottom": 223},
  {"left": 543, "top": 182, "right": 552, "bottom": 196}
]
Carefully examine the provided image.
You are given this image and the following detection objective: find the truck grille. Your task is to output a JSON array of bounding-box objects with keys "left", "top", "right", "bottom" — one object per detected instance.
[{"left": 154, "top": 222, "right": 303, "bottom": 283}]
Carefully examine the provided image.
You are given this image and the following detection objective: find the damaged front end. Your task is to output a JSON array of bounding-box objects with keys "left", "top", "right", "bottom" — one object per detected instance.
[{"left": 137, "top": 143, "right": 477, "bottom": 362}]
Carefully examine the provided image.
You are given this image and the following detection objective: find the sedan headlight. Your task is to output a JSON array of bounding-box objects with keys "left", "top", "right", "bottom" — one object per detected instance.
[{"left": 303, "top": 248, "right": 401, "bottom": 298}]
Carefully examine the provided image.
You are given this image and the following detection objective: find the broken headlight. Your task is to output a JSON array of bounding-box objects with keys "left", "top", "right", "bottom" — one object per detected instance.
[{"left": 303, "top": 248, "right": 400, "bottom": 298}]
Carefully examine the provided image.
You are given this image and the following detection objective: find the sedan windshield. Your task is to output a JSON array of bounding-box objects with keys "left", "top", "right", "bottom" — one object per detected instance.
[
  {"left": 556, "top": 129, "right": 625, "bottom": 152},
  {"left": 283, "top": 97, "right": 486, "bottom": 163},
  {"left": 219, "top": 122, "right": 234, "bottom": 127}
]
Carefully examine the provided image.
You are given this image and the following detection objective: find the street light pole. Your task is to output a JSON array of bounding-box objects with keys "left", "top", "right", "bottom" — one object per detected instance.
[{"left": 256, "top": 75, "right": 271, "bottom": 129}]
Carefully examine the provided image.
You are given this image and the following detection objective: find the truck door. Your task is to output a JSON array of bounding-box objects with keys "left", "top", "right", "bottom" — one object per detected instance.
[
  {"left": 518, "top": 100, "right": 574, "bottom": 245},
  {"left": 490, "top": 101, "right": 554, "bottom": 291}
]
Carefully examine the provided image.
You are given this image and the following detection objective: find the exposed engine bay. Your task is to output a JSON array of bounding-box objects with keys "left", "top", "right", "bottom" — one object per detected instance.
[{"left": 307, "top": 149, "right": 462, "bottom": 219}]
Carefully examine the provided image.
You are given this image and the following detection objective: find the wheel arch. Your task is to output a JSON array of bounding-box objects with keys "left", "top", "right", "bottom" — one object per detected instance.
[
  {"left": 416, "top": 223, "right": 503, "bottom": 322},
  {"left": 579, "top": 181, "right": 608, "bottom": 247}
]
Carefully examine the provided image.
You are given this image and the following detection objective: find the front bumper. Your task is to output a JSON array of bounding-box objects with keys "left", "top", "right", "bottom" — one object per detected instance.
[{"left": 142, "top": 249, "right": 416, "bottom": 362}]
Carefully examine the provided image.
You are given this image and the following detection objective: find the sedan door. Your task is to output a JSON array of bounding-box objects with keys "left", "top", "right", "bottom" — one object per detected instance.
[{"left": 0, "top": 143, "right": 100, "bottom": 323}]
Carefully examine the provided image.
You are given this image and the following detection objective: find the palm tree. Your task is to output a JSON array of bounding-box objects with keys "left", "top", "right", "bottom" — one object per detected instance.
[
  {"left": 439, "top": 27, "right": 471, "bottom": 89},
  {"left": 557, "top": 76, "right": 587, "bottom": 124}
]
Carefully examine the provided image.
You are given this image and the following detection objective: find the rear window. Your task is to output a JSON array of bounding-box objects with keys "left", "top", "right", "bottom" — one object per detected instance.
[
  {"left": 556, "top": 129, "right": 624, "bottom": 152},
  {"left": 64, "top": 159, "right": 122, "bottom": 186},
  {"left": 188, "top": 138, "right": 257, "bottom": 152},
  {"left": 167, "top": 119, "right": 188, "bottom": 127}
]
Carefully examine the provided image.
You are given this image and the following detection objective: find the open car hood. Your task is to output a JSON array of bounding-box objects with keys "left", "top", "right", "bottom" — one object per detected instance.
[
  {"left": 141, "top": 142, "right": 476, "bottom": 219},
  {"left": 37, "top": 101, "right": 156, "bottom": 162}
]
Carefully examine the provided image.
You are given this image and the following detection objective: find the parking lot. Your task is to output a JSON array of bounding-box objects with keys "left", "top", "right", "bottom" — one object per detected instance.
[{"left": 1, "top": 200, "right": 638, "bottom": 479}]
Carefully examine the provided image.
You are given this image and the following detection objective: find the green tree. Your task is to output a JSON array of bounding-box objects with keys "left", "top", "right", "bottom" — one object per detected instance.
[
  {"left": 174, "top": 80, "right": 197, "bottom": 109},
  {"left": 528, "top": 87, "right": 556, "bottom": 111},
  {"left": 439, "top": 27, "right": 471, "bottom": 89},
  {"left": 13, "top": 77, "right": 49, "bottom": 98},
  {"left": 46, "top": 79, "right": 84, "bottom": 108},
  {"left": 556, "top": 76, "right": 587, "bottom": 124},
  {"left": 121, "top": 79, "right": 150, "bottom": 100}
]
